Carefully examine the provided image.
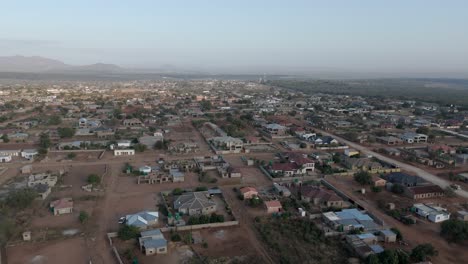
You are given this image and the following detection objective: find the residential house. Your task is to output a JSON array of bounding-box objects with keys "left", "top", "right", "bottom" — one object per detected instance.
[
  {"left": 125, "top": 211, "right": 159, "bottom": 229},
  {"left": 376, "top": 136, "right": 403, "bottom": 145},
  {"left": 173, "top": 191, "right": 217, "bottom": 216},
  {"left": 412, "top": 203, "right": 450, "bottom": 223},
  {"left": 169, "top": 169, "right": 185, "bottom": 182},
  {"left": 323, "top": 209, "right": 380, "bottom": 232},
  {"left": 300, "top": 186, "right": 344, "bottom": 208},
  {"left": 50, "top": 198, "right": 73, "bottom": 215},
  {"left": 209, "top": 136, "right": 243, "bottom": 154},
  {"left": 382, "top": 172, "right": 428, "bottom": 187},
  {"left": 313, "top": 136, "right": 339, "bottom": 145},
  {"left": 273, "top": 183, "right": 291, "bottom": 197},
  {"left": 405, "top": 185, "right": 445, "bottom": 200},
  {"left": 263, "top": 123, "right": 288, "bottom": 138},
  {"left": 239, "top": 187, "right": 258, "bottom": 199},
  {"left": 123, "top": 118, "right": 143, "bottom": 127},
  {"left": 400, "top": 132, "right": 428, "bottom": 143},
  {"left": 265, "top": 200, "right": 282, "bottom": 214},
  {"left": 139, "top": 229, "right": 167, "bottom": 255},
  {"left": 114, "top": 149, "right": 135, "bottom": 156},
  {"left": 378, "top": 230, "right": 397, "bottom": 243},
  {"left": 28, "top": 173, "right": 58, "bottom": 188},
  {"left": 371, "top": 176, "right": 387, "bottom": 187},
  {"left": 21, "top": 149, "right": 38, "bottom": 160},
  {"left": 0, "top": 155, "right": 12, "bottom": 163},
  {"left": 139, "top": 135, "right": 164, "bottom": 149}
]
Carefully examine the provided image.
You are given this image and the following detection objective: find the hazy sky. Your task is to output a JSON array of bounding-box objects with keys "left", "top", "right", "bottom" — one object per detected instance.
[{"left": 1, "top": 0, "right": 468, "bottom": 74}]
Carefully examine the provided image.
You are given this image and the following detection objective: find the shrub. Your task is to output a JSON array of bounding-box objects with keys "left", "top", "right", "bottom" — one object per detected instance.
[
  {"left": 67, "top": 153, "right": 76, "bottom": 159},
  {"left": 354, "top": 171, "right": 372, "bottom": 185},
  {"left": 410, "top": 243, "right": 438, "bottom": 262},
  {"left": 391, "top": 184, "right": 405, "bottom": 194},
  {"left": 87, "top": 174, "right": 101, "bottom": 185},
  {"left": 371, "top": 186, "right": 382, "bottom": 193},
  {"left": 118, "top": 225, "right": 140, "bottom": 240},
  {"left": 79, "top": 211, "right": 89, "bottom": 224},
  {"left": 195, "top": 186, "right": 208, "bottom": 192},
  {"left": 5, "top": 188, "right": 37, "bottom": 210},
  {"left": 172, "top": 188, "right": 183, "bottom": 195},
  {"left": 171, "top": 233, "right": 182, "bottom": 242}
]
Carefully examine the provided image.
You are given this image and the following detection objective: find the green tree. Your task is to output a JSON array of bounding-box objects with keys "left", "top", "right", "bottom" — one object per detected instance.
[
  {"left": 390, "top": 184, "right": 405, "bottom": 194},
  {"left": 79, "top": 211, "right": 89, "bottom": 224},
  {"left": 1, "top": 134, "right": 9, "bottom": 143},
  {"left": 5, "top": 188, "right": 37, "bottom": 210},
  {"left": 87, "top": 174, "right": 101, "bottom": 186},
  {"left": 118, "top": 225, "right": 140, "bottom": 240},
  {"left": 200, "top": 100, "right": 212, "bottom": 111},
  {"left": 134, "top": 144, "right": 147, "bottom": 152},
  {"left": 47, "top": 115, "right": 62, "bottom": 125},
  {"left": 39, "top": 133, "right": 51, "bottom": 149},
  {"left": 57, "top": 127, "right": 75, "bottom": 138},
  {"left": 354, "top": 171, "right": 372, "bottom": 185},
  {"left": 172, "top": 188, "right": 183, "bottom": 195},
  {"left": 411, "top": 243, "right": 438, "bottom": 262},
  {"left": 440, "top": 219, "right": 468, "bottom": 243},
  {"left": 67, "top": 153, "right": 76, "bottom": 159}
]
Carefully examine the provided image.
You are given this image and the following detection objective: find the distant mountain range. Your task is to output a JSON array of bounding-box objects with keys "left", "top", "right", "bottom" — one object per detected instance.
[{"left": 0, "top": 55, "right": 123, "bottom": 73}]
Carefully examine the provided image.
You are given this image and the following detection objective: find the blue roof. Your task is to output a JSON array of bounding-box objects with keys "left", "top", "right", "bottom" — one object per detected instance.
[
  {"left": 380, "top": 229, "right": 396, "bottom": 236},
  {"left": 336, "top": 209, "right": 373, "bottom": 221},
  {"left": 142, "top": 238, "right": 167, "bottom": 249},
  {"left": 370, "top": 245, "right": 384, "bottom": 254},
  {"left": 141, "top": 229, "right": 163, "bottom": 237},
  {"left": 357, "top": 233, "right": 376, "bottom": 240}
]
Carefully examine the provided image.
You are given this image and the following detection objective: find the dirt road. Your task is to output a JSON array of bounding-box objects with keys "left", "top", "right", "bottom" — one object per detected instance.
[{"left": 316, "top": 128, "right": 468, "bottom": 199}]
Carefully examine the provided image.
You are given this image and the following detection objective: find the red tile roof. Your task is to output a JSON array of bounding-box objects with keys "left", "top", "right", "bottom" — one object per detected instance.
[{"left": 265, "top": 200, "right": 282, "bottom": 208}]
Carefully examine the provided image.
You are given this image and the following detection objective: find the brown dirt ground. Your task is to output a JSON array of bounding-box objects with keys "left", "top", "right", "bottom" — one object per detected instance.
[{"left": 6, "top": 237, "right": 90, "bottom": 264}]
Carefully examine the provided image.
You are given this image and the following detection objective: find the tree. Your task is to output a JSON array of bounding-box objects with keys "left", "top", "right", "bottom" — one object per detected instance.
[
  {"left": 67, "top": 153, "right": 76, "bottom": 159},
  {"left": 332, "top": 153, "right": 341, "bottom": 163},
  {"left": 5, "top": 188, "right": 37, "bottom": 210},
  {"left": 390, "top": 228, "right": 403, "bottom": 241},
  {"left": 354, "top": 171, "right": 372, "bottom": 185},
  {"left": 39, "top": 133, "right": 51, "bottom": 149},
  {"left": 411, "top": 243, "right": 438, "bottom": 262},
  {"left": 172, "top": 188, "right": 183, "bottom": 195},
  {"left": 118, "top": 225, "right": 140, "bottom": 240},
  {"left": 440, "top": 219, "right": 468, "bottom": 243},
  {"left": 195, "top": 186, "right": 208, "bottom": 192},
  {"left": 390, "top": 184, "right": 405, "bottom": 194},
  {"left": 416, "top": 127, "right": 430, "bottom": 135},
  {"left": 87, "top": 174, "right": 101, "bottom": 186},
  {"left": 154, "top": 140, "right": 169, "bottom": 150},
  {"left": 57, "top": 127, "right": 75, "bottom": 138},
  {"left": 79, "top": 211, "right": 89, "bottom": 224},
  {"left": 134, "top": 144, "right": 147, "bottom": 152},
  {"left": 47, "top": 115, "right": 62, "bottom": 125},
  {"left": 200, "top": 100, "right": 212, "bottom": 111},
  {"left": 1, "top": 134, "right": 9, "bottom": 143}
]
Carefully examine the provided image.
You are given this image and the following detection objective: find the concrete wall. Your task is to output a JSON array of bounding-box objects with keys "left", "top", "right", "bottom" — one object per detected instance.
[{"left": 160, "top": 221, "right": 239, "bottom": 232}]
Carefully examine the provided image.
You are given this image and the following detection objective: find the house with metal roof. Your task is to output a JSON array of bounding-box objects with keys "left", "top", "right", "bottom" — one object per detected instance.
[
  {"left": 173, "top": 191, "right": 217, "bottom": 216},
  {"left": 125, "top": 211, "right": 159, "bottom": 229},
  {"left": 138, "top": 229, "right": 167, "bottom": 255}
]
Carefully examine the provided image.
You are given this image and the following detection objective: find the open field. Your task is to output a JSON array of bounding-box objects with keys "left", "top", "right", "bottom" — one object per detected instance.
[{"left": 6, "top": 237, "right": 90, "bottom": 264}]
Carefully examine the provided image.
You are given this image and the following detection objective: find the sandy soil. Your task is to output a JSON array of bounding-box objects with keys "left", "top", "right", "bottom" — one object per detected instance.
[{"left": 6, "top": 237, "right": 90, "bottom": 264}]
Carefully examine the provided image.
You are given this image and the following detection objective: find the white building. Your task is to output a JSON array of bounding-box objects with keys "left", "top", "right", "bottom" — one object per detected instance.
[
  {"left": 413, "top": 203, "right": 450, "bottom": 223},
  {"left": 0, "top": 155, "right": 12, "bottom": 163},
  {"left": 114, "top": 149, "right": 135, "bottom": 156}
]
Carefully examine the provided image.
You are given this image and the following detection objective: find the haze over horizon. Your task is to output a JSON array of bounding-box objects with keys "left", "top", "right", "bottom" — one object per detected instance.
[{"left": 1, "top": 1, "right": 468, "bottom": 76}]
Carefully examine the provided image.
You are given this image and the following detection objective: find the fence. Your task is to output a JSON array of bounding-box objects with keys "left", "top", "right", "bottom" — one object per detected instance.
[
  {"left": 160, "top": 221, "right": 239, "bottom": 232},
  {"left": 259, "top": 166, "right": 319, "bottom": 183}
]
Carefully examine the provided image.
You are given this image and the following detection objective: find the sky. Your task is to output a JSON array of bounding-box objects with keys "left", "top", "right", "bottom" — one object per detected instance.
[{"left": 1, "top": 0, "right": 468, "bottom": 75}]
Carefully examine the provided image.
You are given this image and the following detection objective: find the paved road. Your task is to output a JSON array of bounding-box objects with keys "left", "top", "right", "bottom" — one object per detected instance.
[
  {"left": 316, "top": 128, "right": 468, "bottom": 199},
  {"left": 435, "top": 128, "right": 468, "bottom": 140}
]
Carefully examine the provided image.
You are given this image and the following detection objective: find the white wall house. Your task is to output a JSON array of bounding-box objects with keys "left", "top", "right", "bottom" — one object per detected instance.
[{"left": 114, "top": 149, "right": 135, "bottom": 156}]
